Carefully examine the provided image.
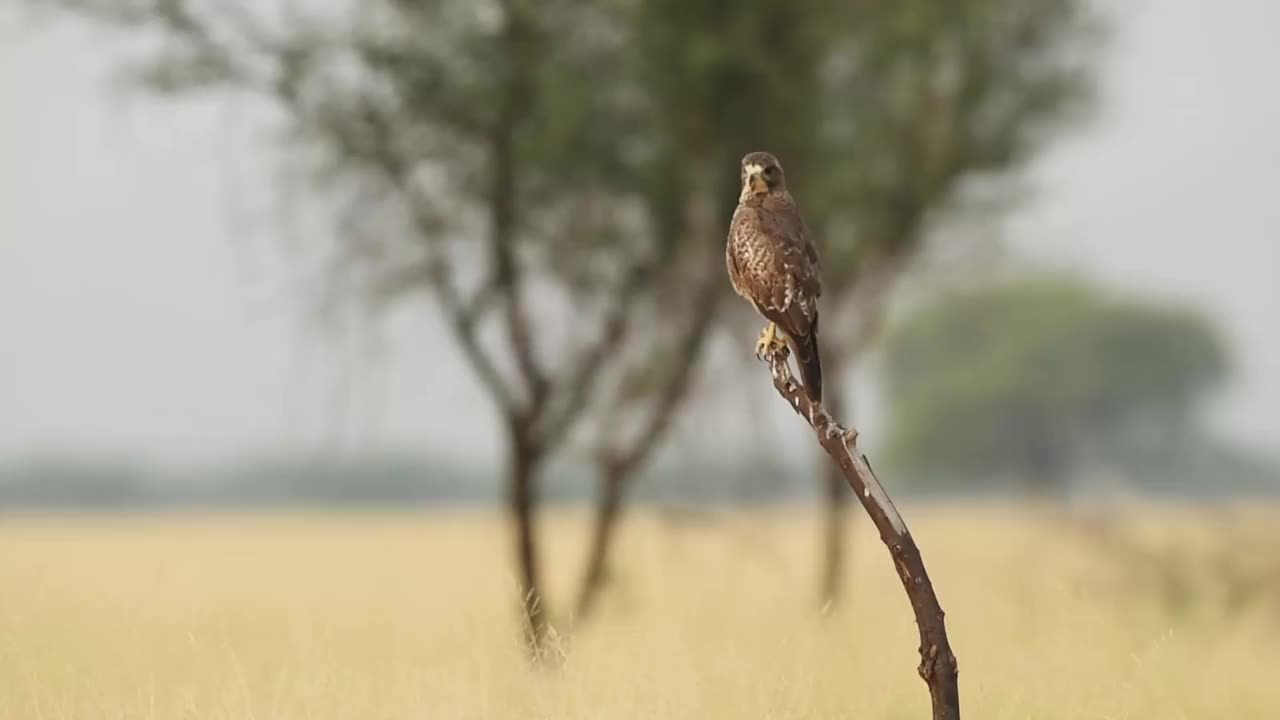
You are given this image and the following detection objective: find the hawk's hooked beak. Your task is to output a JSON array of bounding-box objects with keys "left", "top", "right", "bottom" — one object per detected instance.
[{"left": 744, "top": 164, "right": 768, "bottom": 195}]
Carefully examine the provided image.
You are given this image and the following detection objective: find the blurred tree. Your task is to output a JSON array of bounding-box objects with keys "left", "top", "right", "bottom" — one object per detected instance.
[
  {"left": 575, "top": 0, "right": 1101, "bottom": 615},
  {"left": 881, "top": 277, "right": 1229, "bottom": 494},
  {"left": 798, "top": 0, "right": 1099, "bottom": 606},
  {"left": 571, "top": 0, "right": 829, "bottom": 621},
  {"left": 26, "top": 0, "right": 697, "bottom": 652}
]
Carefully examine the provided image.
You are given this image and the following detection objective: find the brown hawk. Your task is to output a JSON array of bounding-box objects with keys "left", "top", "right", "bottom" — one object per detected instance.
[{"left": 726, "top": 151, "right": 824, "bottom": 402}]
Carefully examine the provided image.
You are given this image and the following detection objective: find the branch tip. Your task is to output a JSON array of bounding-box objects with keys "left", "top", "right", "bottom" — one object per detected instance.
[{"left": 842, "top": 427, "right": 859, "bottom": 449}]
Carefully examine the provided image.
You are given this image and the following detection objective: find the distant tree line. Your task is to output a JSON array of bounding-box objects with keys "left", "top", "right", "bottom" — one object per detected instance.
[
  {"left": 4, "top": 438, "right": 1276, "bottom": 515},
  {"left": 0, "top": 454, "right": 496, "bottom": 510},
  {"left": 0, "top": 452, "right": 829, "bottom": 510}
]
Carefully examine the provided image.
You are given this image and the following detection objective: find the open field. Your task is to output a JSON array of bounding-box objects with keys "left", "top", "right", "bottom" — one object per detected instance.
[{"left": 1, "top": 504, "right": 1278, "bottom": 719}]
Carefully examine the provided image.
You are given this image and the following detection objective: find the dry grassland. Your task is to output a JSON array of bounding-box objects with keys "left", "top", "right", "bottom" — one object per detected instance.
[{"left": 1, "top": 504, "right": 1277, "bottom": 718}]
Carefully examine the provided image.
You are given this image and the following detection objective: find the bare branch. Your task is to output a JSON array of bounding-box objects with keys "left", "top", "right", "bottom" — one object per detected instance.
[
  {"left": 399, "top": 197, "right": 518, "bottom": 414},
  {"left": 339, "top": 130, "right": 515, "bottom": 414},
  {"left": 759, "top": 343, "right": 960, "bottom": 720},
  {"left": 532, "top": 260, "right": 651, "bottom": 450},
  {"left": 488, "top": 4, "right": 549, "bottom": 417},
  {"left": 602, "top": 261, "right": 722, "bottom": 474}
]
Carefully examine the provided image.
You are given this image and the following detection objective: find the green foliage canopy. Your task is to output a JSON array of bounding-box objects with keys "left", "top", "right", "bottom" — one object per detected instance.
[{"left": 883, "top": 277, "right": 1229, "bottom": 491}]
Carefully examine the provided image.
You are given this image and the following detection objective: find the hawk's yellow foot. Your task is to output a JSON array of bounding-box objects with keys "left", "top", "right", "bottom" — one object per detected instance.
[
  {"left": 754, "top": 322, "right": 775, "bottom": 357},
  {"left": 754, "top": 322, "right": 786, "bottom": 358}
]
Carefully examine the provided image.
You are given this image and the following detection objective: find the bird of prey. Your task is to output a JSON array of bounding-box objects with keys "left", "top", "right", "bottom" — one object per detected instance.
[{"left": 725, "top": 151, "right": 824, "bottom": 403}]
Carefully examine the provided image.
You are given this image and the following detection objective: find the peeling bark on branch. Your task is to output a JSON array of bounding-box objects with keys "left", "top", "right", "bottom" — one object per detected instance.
[{"left": 760, "top": 344, "right": 960, "bottom": 720}]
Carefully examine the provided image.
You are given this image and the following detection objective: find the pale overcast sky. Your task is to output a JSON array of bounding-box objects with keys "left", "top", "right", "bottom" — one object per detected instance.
[{"left": 1, "top": 0, "right": 1277, "bottom": 466}]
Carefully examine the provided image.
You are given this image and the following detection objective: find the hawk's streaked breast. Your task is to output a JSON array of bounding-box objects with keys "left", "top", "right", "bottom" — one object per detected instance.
[{"left": 725, "top": 150, "right": 824, "bottom": 401}]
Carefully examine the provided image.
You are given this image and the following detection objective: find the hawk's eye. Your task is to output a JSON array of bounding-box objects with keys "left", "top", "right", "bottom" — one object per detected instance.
[{"left": 764, "top": 166, "right": 777, "bottom": 179}]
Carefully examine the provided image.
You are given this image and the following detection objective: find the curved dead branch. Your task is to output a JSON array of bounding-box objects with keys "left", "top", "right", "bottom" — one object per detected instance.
[{"left": 759, "top": 343, "right": 960, "bottom": 720}]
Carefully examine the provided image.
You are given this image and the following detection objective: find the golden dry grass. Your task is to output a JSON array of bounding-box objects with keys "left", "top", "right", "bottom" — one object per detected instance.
[{"left": 1, "top": 504, "right": 1278, "bottom": 719}]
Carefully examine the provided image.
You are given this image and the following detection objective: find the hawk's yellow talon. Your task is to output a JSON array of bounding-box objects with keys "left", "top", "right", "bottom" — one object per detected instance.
[
  {"left": 755, "top": 322, "right": 777, "bottom": 357},
  {"left": 754, "top": 322, "right": 786, "bottom": 358}
]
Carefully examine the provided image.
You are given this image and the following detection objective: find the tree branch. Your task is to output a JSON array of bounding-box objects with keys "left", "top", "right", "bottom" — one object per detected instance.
[
  {"left": 488, "top": 3, "right": 549, "bottom": 416},
  {"left": 370, "top": 154, "right": 519, "bottom": 414},
  {"left": 758, "top": 344, "right": 960, "bottom": 720},
  {"left": 532, "top": 260, "right": 650, "bottom": 450},
  {"left": 601, "top": 262, "right": 721, "bottom": 474}
]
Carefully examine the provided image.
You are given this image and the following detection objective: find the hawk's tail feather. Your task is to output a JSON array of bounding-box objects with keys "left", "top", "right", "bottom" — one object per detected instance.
[{"left": 792, "top": 330, "right": 823, "bottom": 405}]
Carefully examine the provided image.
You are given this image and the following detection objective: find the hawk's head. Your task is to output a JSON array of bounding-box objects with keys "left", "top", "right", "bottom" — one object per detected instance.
[{"left": 740, "top": 151, "right": 786, "bottom": 202}]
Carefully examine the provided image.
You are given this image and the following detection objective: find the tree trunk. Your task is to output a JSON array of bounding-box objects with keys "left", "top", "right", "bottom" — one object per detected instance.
[
  {"left": 574, "top": 459, "right": 627, "bottom": 621},
  {"left": 819, "top": 378, "right": 851, "bottom": 609},
  {"left": 507, "top": 429, "right": 548, "bottom": 654}
]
